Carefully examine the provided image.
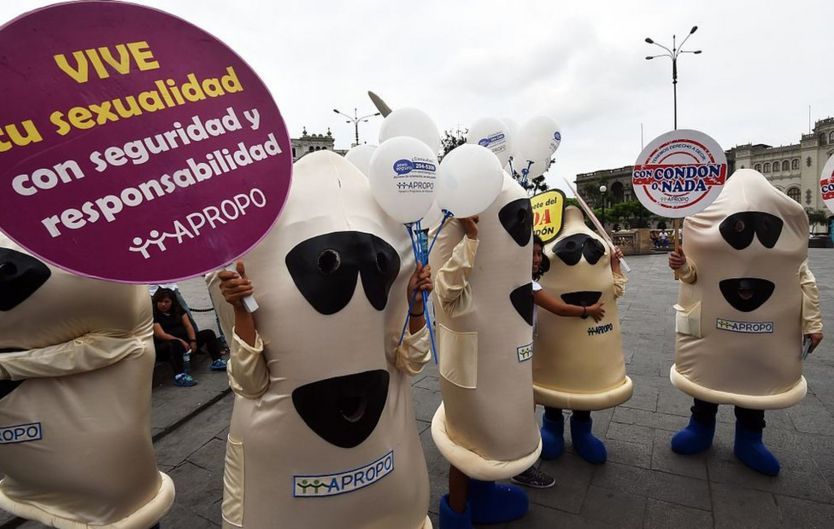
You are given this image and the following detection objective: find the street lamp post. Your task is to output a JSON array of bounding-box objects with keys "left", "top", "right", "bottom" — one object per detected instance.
[
  {"left": 644, "top": 26, "right": 702, "bottom": 130},
  {"left": 333, "top": 107, "right": 381, "bottom": 147},
  {"left": 599, "top": 185, "right": 607, "bottom": 232}
]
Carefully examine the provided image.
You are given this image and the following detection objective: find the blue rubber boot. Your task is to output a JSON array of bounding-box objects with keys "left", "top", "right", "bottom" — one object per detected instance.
[
  {"left": 439, "top": 494, "right": 473, "bottom": 529},
  {"left": 671, "top": 415, "right": 715, "bottom": 455},
  {"left": 468, "top": 480, "right": 528, "bottom": 524},
  {"left": 570, "top": 414, "right": 607, "bottom": 464},
  {"left": 540, "top": 411, "right": 565, "bottom": 460},
  {"left": 734, "top": 423, "right": 780, "bottom": 476}
]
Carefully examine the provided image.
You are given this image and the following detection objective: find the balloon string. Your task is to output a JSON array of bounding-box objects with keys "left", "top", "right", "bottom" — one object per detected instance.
[
  {"left": 521, "top": 160, "right": 534, "bottom": 188},
  {"left": 427, "top": 210, "right": 454, "bottom": 255},
  {"left": 398, "top": 222, "right": 439, "bottom": 364}
]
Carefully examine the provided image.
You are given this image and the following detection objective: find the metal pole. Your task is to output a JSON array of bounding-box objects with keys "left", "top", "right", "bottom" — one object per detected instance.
[
  {"left": 673, "top": 62, "right": 678, "bottom": 130},
  {"left": 602, "top": 197, "right": 606, "bottom": 232},
  {"left": 672, "top": 34, "right": 677, "bottom": 131}
]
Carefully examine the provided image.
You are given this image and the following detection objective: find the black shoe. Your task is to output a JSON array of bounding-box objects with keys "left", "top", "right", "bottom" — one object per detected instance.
[{"left": 511, "top": 466, "right": 556, "bottom": 489}]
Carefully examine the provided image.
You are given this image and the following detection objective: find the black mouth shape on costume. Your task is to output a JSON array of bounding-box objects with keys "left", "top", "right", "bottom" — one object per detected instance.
[
  {"left": 553, "top": 234, "right": 606, "bottom": 266},
  {"left": 0, "top": 380, "right": 23, "bottom": 400},
  {"left": 292, "top": 369, "right": 389, "bottom": 449},
  {"left": 0, "top": 248, "right": 51, "bottom": 311},
  {"left": 560, "top": 291, "right": 602, "bottom": 309},
  {"left": 719, "top": 278, "right": 775, "bottom": 312},
  {"left": 510, "top": 283, "right": 534, "bottom": 326},
  {"left": 285, "top": 232, "right": 400, "bottom": 315},
  {"left": 499, "top": 198, "right": 533, "bottom": 247}
]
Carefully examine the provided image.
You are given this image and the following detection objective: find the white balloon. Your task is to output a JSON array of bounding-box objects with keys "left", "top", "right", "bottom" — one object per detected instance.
[
  {"left": 369, "top": 137, "right": 438, "bottom": 224},
  {"left": 466, "top": 117, "right": 513, "bottom": 167},
  {"left": 379, "top": 107, "right": 442, "bottom": 155},
  {"left": 516, "top": 115, "right": 562, "bottom": 177},
  {"left": 344, "top": 144, "right": 377, "bottom": 177},
  {"left": 437, "top": 144, "right": 504, "bottom": 218}
]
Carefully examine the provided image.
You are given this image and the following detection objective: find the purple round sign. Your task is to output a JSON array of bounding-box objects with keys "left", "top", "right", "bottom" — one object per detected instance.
[{"left": 0, "top": 1, "right": 292, "bottom": 283}]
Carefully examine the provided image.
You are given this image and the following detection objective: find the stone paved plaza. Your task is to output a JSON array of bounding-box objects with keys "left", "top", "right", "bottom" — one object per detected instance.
[{"left": 4, "top": 250, "right": 833, "bottom": 529}]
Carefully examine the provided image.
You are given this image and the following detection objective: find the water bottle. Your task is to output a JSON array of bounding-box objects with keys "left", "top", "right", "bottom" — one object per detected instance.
[{"left": 183, "top": 348, "right": 191, "bottom": 374}]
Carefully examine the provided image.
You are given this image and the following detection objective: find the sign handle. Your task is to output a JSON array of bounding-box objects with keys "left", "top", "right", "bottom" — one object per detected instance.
[
  {"left": 673, "top": 218, "right": 681, "bottom": 253},
  {"left": 224, "top": 264, "right": 259, "bottom": 313},
  {"left": 559, "top": 175, "right": 631, "bottom": 273}
]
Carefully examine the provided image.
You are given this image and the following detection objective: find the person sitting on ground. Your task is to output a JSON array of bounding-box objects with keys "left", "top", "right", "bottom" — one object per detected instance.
[{"left": 151, "top": 287, "right": 226, "bottom": 387}]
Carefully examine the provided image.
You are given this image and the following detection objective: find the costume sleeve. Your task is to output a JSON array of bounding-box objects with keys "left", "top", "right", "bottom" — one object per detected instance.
[
  {"left": 0, "top": 334, "right": 144, "bottom": 380},
  {"left": 799, "top": 260, "right": 823, "bottom": 334},
  {"left": 674, "top": 259, "right": 698, "bottom": 284},
  {"left": 227, "top": 328, "right": 270, "bottom": 399},
  {"left": 612, "top": 271, "right": 628, "bottom": 299},
  {"left": 393, "top": 325, "right": 431, "bottom": 376},
  {"left": 434, "top": 236, "right": 479, "bottom": 317}
]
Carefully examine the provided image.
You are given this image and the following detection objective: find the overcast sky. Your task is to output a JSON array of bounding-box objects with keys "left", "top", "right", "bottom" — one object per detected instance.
[{"left": 3, "top": 0, "right": 833, "bottom": 192}]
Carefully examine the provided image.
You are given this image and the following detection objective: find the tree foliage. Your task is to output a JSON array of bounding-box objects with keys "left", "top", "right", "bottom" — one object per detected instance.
[
  {"left": 806, "top": 208, "right": 830, "bottom": 227},
  {"left": 440, "top": 128, "right": 467, "bottom": 159}
]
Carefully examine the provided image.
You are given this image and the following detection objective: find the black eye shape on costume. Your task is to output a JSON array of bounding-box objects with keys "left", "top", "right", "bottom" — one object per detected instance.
[
  {"left": 553, "top": 234, "right": 606, "bottom": 266},
  {"left": 719, "top": 278, "right": 775, "bottom": 313},
  {"left": 719, "top": 212, "right": 783, "bottom": 250},
  {"left": 510, "top": 283, "right": 534, "bottom": 326},
  {"left": 285, "top": 232, "right": 400, "bottom": 315},
  {"left": 292, "top": 369, "right": 389, "bottom": 449},
  {"left": 499, "top": 199, "right": 533, "bottom": 247},
  {"left": 0, "top": 248, "right": 51, "bottom": 311}
]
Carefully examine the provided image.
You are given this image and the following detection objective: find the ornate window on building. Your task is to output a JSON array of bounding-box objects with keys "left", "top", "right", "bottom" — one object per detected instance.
[
  {"left": 792, "top": 159, "right": 799, "bottom": 170},
  {"left": 782, "top": 160, "right": 789, "bottom": 171},
  {"left": 754, "top": 163, "right": 762, "bottom": 172},
  {"left": 807, "top": 156, "right": 812, "bottom": 167},
  {"left": 772, "top": 161, "right": 779, "bottom": 172},
  {"left": 787, "top": 187, "right": 801, "bottom": 203},
  {"left": 821, "top": 133, "right": 828, "bottom": 145},
  {"left": 806, "top": 189, "right": 812, "bottom": 205},
  {"left": 764, "top": 163, "right": 771, "bottom": 172},
  {"left": 830, "top": 131, "right": 834, "bottom": 144}
]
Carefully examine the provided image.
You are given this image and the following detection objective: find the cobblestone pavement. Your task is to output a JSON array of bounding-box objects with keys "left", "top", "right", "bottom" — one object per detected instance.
[{"left": 5, "top": 250, "right": 833, "bottom": 529}]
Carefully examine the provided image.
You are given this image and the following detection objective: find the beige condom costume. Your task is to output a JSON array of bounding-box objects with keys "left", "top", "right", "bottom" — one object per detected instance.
[
  {"left": 0, "top": 234, "right": 174, "bottom": 529},
  {"left": 672, "top": 169, "right": 821, "bottom": 409},
  {"left": 429, "top": 173, "right": 541, "bottom": 480},
  {"left": 533, "top": 206, "right": 632, "bottom": 410},
  {"left": 207, "top": 151, "right": 431, "bottom": 529}
]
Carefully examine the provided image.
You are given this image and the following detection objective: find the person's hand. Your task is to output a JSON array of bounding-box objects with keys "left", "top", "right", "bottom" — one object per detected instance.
[
  {"left": 586, "top": 302, "right": 606, "bottom": 322},
  {"left": 407, "top": 262, "right": 432, "bottom": 311},
  {"left": 189, "top": 341, "right": 197, "bottom": 353},
  {"left": 806, "top": 332, "right": 823, "bottom": 353},
  {"left": 668, "top": 248, "right": 687, "bottom": 271},
  {"left": 219, "top": 261, "right": 254, "bottom": 310},
  {"left": 177, "top": 338, "right": 189, "bottom": 350},
  {"left": 460, "top": 216, "right": 479, "bottom": 240}
]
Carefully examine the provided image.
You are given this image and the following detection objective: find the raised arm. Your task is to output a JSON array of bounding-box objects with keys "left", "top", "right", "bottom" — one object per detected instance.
[
  {"left": 218, "top": 261, "right": 268, "bottom": 398},
  {"left": 434, "top": 216, "right": 479, "bottom": 317}
]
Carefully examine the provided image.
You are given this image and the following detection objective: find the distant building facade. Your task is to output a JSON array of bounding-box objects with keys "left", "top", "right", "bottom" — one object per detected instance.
[
  {"left": 290, "top": 127, "right": 347, "bottom": 161},
  {"left": 576, "top": 117, "right": 834, "bottom": 215}
]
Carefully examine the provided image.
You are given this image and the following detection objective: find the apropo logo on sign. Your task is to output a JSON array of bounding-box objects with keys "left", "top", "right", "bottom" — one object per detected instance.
[{"left": 632, "top": 129, "right": 727, "bottom": 218}]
